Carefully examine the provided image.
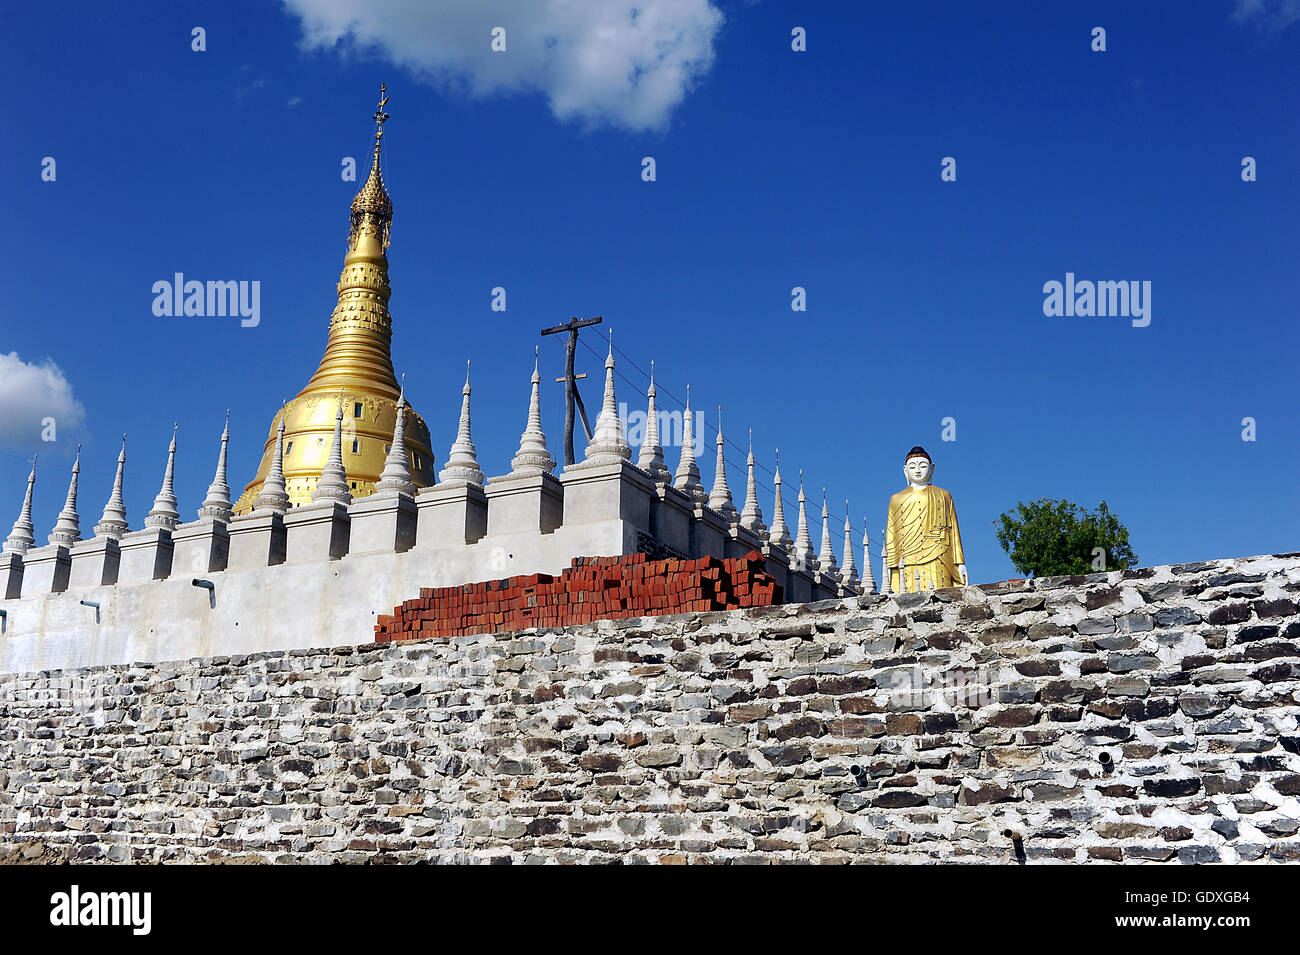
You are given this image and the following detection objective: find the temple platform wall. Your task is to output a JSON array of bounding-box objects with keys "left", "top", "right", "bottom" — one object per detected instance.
[
  {"left": 0, "top": 520, "right": 637, "bottom": 674},
  {"left": 0, "top": 477, "right": 837, "bottom": 674},
  {"left": 0, "top": 552, "right": 1295, "bottom": 863}
]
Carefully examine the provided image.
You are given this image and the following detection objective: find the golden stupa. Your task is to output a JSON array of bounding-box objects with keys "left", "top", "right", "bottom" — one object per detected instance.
[{"left": 234, "top": 85, "right": 437, "bottom": 513}]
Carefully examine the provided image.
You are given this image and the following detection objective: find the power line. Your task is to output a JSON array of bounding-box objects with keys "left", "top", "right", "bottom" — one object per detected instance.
[{"left": 560, "top": 334, "right": 882, "bottom": 553}]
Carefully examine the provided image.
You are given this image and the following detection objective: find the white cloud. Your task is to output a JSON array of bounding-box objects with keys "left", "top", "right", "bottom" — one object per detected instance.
[
  {"left": 281, "top": 0, "right": 725, "bottom": 131},
  {"left": 0, "top": 352, "right": 87, "bottom": 453},
  {"left": 1232, "top": 0, "right": 1300, "bottom": 33}
]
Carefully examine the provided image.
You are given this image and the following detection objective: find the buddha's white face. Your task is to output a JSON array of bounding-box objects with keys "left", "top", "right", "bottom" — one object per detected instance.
[{"left": 904, "top": 456, "right": 933, "bottom": 487}]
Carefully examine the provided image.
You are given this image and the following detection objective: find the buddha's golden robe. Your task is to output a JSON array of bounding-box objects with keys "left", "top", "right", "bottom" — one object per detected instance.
[{"left": 885, "top": 485, "right": 965, "bottom": 592}]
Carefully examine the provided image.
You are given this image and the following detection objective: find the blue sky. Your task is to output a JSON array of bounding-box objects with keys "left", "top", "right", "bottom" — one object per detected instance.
[{"left": 1, "top": 0, "right": 1297, "bottom": 581}]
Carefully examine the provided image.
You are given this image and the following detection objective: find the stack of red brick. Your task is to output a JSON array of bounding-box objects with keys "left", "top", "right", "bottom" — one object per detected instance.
[{"left": 374, "top": 549, "right": 782, "bottom": 643}]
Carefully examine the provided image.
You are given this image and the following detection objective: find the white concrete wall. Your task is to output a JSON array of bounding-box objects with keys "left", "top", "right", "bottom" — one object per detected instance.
[
  {"left": 0, "top": 513, "right": 637, "bottom": 674},
  {"left": 0, "top": 453, "right": 843, "bottom": 673}
]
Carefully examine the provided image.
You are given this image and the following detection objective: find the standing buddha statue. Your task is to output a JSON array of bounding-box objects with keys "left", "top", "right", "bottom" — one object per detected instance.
[{"left": 884, "top": 446, "right": 967, "bottom": 592}]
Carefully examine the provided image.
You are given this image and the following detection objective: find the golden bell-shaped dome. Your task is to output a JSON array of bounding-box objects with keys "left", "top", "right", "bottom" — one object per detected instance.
[{"left": 234, "top": 84, "right": 436, "bottom": 513}]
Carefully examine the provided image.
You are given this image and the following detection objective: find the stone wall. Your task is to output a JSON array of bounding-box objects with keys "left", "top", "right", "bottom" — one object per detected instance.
[{"left": 1, "top": 552, "right": 1297, "bottom": 864}]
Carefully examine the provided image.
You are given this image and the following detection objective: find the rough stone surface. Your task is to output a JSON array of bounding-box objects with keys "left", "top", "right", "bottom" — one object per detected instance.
[{"left": 1, "top": 552, "right": 1297, "bottom": 864}]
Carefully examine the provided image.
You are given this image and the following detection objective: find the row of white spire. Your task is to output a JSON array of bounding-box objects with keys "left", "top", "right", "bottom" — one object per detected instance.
[
  {"left": 3, "top": 342, "right": 876, "bottom": 592},
  {"left": 568, "top": 340, "right": 875, "bottom": 593},
  {"left": 2, "top": 415, "right": 231, "bottom": 556}
]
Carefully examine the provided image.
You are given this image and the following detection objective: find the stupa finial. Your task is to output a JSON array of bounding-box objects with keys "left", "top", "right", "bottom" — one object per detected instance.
[
  {"left": 861, "top": 517, "right": 877, "bottom": 594},
  {"left": 817, "top": 488, "right": 839, "bottom": 576},
  {"left": 672, "top": 384, "right": 706, "bottom": 502},
  {"left": 507, "top": 349, "right": 556, "bottom": 477},
  {"left": 439, "top": 359, "right": 485, "bottom": 486},
  {"left": 198, "top": 410, "right": 233, "bottom": 522},
  {"left": 313, "top": 388, "right": 353, "bottom": 504},
  {"left": 3, "top": 454, "right": 37, "bottom": 555},
  {"left": 253, "top": 418, "right": 290, "bottom": 513},
  {"left": 793, "top": 470, "right": 813, "bottom": 564},
  {"left": 739, "top": 430, "right": 766, "bottom": 536},
  {"left": 840, "top": 501, "right": 859, "bottom": 590},
  {"left": 580, "top": 330, "right": 630, "bottom": 465},
  {"left": 350, "top": 82, "right": 394, "bottom": 252},
  {"left": 636, "top": 358, "right": 670, "bottom": 481},
  {"left": 94, "top": 437, "right": 130, "bottom": 540},
  {"left": 375, "top": 373, "right": 417, "bottom": 497},
  {"left": 49, "top": 444, "right": 83, "bottom": 546},
  {"left": 767, "top": 448, "right": 792, "bottom": 551},
  {"left": 708, "top": 406, "right": 736, "bottom": 520},
  {"left": 145, "top": 424, "right": 181, "bottom": 530}
]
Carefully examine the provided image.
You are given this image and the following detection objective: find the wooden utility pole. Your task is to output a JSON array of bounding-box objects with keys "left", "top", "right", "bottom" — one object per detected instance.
[{"left": 540, "top": 315, "right": 603, "bottom": 466}]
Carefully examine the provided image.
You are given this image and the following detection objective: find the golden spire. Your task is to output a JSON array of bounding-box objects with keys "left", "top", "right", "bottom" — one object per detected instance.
[
  {"left": 234, "top": 84, "right": 437, "bottom": 513},
  {"left": 350, "top": 82, "right": 393, "bottom": 253}
]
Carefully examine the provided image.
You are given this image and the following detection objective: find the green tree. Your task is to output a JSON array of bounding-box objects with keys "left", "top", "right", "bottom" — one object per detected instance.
[{"left": 995, "top": 499, "right": 1137, "bottom": 577}]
